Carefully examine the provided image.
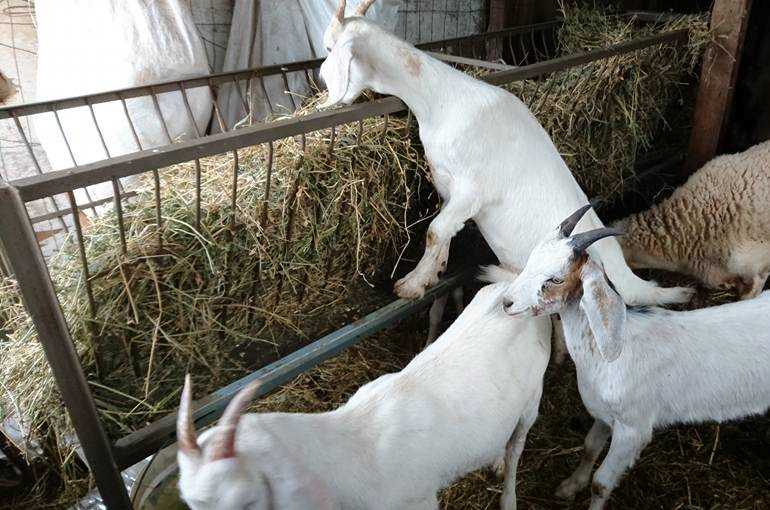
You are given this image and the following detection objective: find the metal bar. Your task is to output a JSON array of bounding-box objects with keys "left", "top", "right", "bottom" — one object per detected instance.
[
  {"left": 0, "top": 23, "right": 562, "bottom": 121},
  {"left": 178, "top": 84, "right": 205, "bottom": 230},
  {"left": 11, "top": 113, "right": 69, "bottom": 233},
  {"left": 66, "top": 191, "right": 104, "bottom": 378},
  {"left": 12, "top": 97, "right": 404, "bottom": 201},
  {"left": 53, "top": 109, "right": 99, "bottom": 216},
  {"left": 29, "top": 192, "right": 138, "bottom": 225},
  {"left": 426, "top": 51, "right": 515, "bottom": 71},
  {"left": 113, "top": 270, "right": 472, "bottom": 468},
  {"left": 484, "top": 30, "right": 688, "bottom": 86},
  {"left": 111, "top": 179, "right": 127, "bottom": 255},
  {"left": 11, "top": 31, "right": 688, "bottom": 203},
  {"left": 0, "top": 185, "right": 131, "bottom": 510}
]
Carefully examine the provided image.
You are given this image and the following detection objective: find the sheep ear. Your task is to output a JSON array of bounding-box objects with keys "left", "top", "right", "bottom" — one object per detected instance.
[
  {"left": 579, "top": 262, "right": 626, "bottom": 362},
  {"left": 319, "top": 41, "right": 354, "bottom": 108}
]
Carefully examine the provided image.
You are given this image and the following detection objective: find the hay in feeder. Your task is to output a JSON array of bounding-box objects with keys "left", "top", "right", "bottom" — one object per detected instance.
[
  {"left": 0, "top": 6, "right": 713, "bottom": 508},
  {"left": 505, "top": 6, "right": 709, "bottom": 201},
  {"left": 0, "top": 94, "right": 434, "bottom": 505}
]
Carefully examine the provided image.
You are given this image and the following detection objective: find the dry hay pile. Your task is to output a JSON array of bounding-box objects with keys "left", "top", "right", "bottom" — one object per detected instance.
[
  {"left": 0, "top": 7, "right": 714, "bottom": 508},
  {"left": 0, "top": 96, "right": 433, "bottom": 505},
  {"left": 505, "top": 6, "right": 709, "bottom": 200}
]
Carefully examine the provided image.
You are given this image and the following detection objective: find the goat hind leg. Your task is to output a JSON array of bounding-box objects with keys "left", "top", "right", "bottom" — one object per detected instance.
[
  {"left": 426, "top": 294, "right": 449, "bottom": 346},
  {"left": 500, "top": 407, "right": 538, "bottom": 510}
]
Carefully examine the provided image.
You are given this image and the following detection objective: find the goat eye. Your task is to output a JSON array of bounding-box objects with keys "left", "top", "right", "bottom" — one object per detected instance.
[{"left": 546, "top": 277, "right": 564, "bottom": 286}]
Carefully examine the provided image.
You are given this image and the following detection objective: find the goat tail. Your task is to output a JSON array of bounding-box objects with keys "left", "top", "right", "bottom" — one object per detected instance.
[{"left": 478, "top": 264, "right": 520, "bottom": 284}]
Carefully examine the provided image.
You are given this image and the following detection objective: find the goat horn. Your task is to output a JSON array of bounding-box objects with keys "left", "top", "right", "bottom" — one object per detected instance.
[
  {"left": 177, "top": 374, "right": 201, "bottom": 456},
  {"left": 205, "top": 379, "right": 262, "bottom": 462},
  {"left": 558, "top": 204, "right": 592, "bottom": 238},
  {"left": 335, "top": 0, "right": 347, "bottom": 22},
  {"left": 355, "top": 0, "right": 376, "bottom": 16},
  {"left": 569, "top": 227, "right": 624, "bottom": 254}
]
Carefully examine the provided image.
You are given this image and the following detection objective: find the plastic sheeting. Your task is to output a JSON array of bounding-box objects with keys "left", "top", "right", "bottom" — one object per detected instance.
[
  {"left": 218, "top": 0, "right": 401, "bottom": 128},
  {"left": 33, "top": 0, "right": 213, "bottom": 208}
]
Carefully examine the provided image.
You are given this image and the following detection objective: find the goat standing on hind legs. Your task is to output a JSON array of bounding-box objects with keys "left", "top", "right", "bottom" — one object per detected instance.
[{"left": 319, "top": 0, "right": 692, "bottom": 342}]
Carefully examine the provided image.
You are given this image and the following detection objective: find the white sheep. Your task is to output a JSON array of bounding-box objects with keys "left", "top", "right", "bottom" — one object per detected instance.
[
  {"left": 319, "top": 0, "right": 692, "bottom": 319},
  {"left": 176, "top": 281, "right": 551, "bottom": 510},
  {"left": 613, "top": 140, "right": 770, "bottom": 300},
  {"left": 500, "top": 205, "right": 770, "bottom": 510}
]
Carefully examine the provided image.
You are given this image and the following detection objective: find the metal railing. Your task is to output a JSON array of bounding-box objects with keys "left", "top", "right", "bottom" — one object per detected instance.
[{"left": 0, "top": 23, "right": 687, "bottom": 509}]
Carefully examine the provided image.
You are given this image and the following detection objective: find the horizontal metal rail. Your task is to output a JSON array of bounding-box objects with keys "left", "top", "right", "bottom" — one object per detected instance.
[
  {"left": 485, "top": 29, "right": 687, "bottom": 85},
  {"left": 113, "top": 270, "right": 473, "bottom": 468},
  {"left": 10, "top": 29, "right": 687, "bottom": 204},
  {"left": 0, "top": 23, "right": 559, "bottom": 121}
]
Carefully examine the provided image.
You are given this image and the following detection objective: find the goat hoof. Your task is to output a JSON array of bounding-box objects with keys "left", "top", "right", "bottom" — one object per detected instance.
[
  {"left": 393, "top": 275, "right": 428, "bottom": 299},
  {"left": 394, "top": 276, "right": 426, "bottom": 299},
  {"left": 555, "top": 479, "right": 581, "bottom": 500},
  {"left": 491, "top": 455, "right": 505, "bottom": 478}
]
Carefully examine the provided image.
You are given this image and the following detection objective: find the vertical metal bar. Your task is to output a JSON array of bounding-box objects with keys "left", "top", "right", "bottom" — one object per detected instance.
[
  {"left": 0, "top": 185, "right": 131, "bottom": 510},
  {"left": 52, "top": 109, "right": 98, "bottom": 216},
  {"left": 119, "top": 94, "right": 144, "bottom": 151},
  {"left": 208, "top": 80, "right": 229, "bottom": 132},
  {"left": 258, "top": 76, "right": 275, "bottom": 115},
  {"left": 356, "top": 120, "right": 364, "bottom": 146},
  {"left": 519, "top": 33, "right": 529, "bottom": 65},
  {"left": 178, "top": 84, "right": 205, "bottom": 230},
  {"left": 11, "top": 113, "right": 69, "bottom": 234},
  {"left": 66, "top": 191, "right": 103, "bottom": 379},
  {"left": 230, "top": 76, "right": 250, "bottom": 118},
  {"left": 111, "top": 179, "right": 127, "bottom": 256},
  {"left": 380, "top": 114, "right": 390, "bottom": 143},
  {"left": 149, "top": 89, "right": 172, "bottom": 250},
  {"left": 247, "top": 142, "right": 274, "bottom": 324},
  {"left": 327, "top": 125, "right": 336, "bottom": 158},
  {"left": 280, "top": 69, "right": 298, "bottom": 111}
]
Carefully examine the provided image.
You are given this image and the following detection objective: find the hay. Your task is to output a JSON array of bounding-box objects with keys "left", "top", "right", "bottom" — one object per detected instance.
[
  {"left": 0, "top": 6, "right": 713, "bottom": 508},
  {"left": 0, "top": 94, "right": 434, "bottom": 505},
  {"left": 504, "top": 6, "right": 709, "bottom": 200}
]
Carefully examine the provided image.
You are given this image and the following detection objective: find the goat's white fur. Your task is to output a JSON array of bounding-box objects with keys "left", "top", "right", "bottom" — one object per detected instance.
[
  {"left": 318, "top": 14, "right": 692, "bottom": 312},
  {"left": 177, "top": 283, "right": 551, "bottom": 510},
  {"left": 501, "top": 210, "right": 770, "bottom": 509}
]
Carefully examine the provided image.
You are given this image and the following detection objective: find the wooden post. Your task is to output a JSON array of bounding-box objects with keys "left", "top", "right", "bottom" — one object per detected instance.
[
  {"left": 486, "top": 0, "right": 510, "bottom": 62},
  {"left": 684, "top": 0, "right": 753, "bottom": 175}
]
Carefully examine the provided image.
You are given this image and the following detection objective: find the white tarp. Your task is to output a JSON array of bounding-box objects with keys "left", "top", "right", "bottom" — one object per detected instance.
[
  {"left": 34, "top": 0, "right": 213, "bottom": 208},
  {"left": 218, "top": 0, "right": 401, "bottom": 128}
]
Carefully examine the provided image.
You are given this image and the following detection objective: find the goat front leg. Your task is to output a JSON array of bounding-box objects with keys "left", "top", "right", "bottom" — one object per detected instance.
[
  {"left": 588, "top": 424, "right": 651, "bottom": 510},
  {"left": 394, "top": 190, "right": 478, "bottom": 299},
  {"left": 555, "top": 419, "right": 611, "bottom": 500}
]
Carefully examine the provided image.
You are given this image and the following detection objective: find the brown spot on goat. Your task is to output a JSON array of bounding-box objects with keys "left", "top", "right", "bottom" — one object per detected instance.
[
  {"left": 426, "top": 230, "right": 438, "bottom": 248},
  {"left": 399, "top": 49, "right": 421, "bottom": 77}
]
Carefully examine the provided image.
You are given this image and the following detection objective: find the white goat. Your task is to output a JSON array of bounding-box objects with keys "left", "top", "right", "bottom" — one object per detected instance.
[
  {"left": 319, "top": 0, "right": 692, "bottom": 317},
  {"left": 500, "top": 205, "right": 770, "bottom": 510},
  {"left": 176, "top": 281, "right": 551, "bottom": 510},
  {"left": 613, "top": 140, "right": 770, "bottom": 300}
]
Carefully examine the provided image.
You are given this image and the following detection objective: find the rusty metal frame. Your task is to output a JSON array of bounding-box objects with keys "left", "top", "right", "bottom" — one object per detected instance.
[{"left": 0, "top": 26, "right": 687, "bottom": 509}]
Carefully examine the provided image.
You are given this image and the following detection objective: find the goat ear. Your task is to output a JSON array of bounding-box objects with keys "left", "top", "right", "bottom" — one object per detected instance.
[
  {"left": 579, "top": 262, "right": 626, "bottom": 362},
  {"left": 320, "top": 41, "right": 354, "bottom": 108}
]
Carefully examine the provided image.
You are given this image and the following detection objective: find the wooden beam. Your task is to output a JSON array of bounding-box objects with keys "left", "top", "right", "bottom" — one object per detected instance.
[
  {"left": 485, "top": 0, "right": 509, "bottom": 62},
  {"left": 685, "top": 0, "right": 753, "bottom": 175}
]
